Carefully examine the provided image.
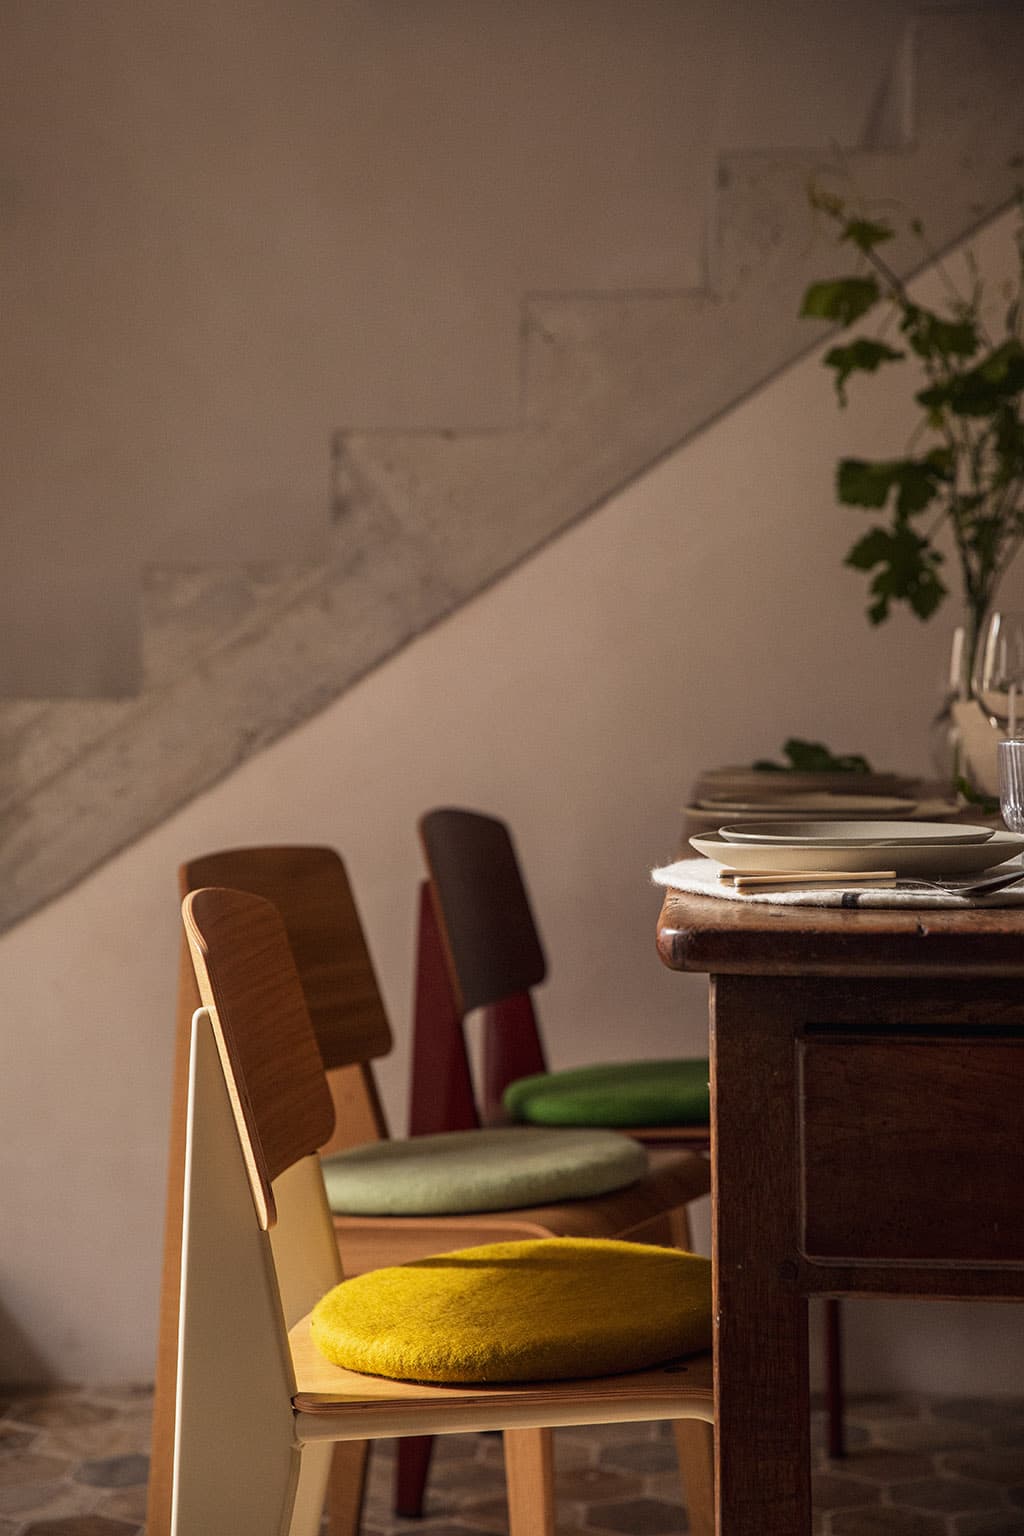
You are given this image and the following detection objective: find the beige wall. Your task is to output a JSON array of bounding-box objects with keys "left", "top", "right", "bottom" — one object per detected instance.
[
  {"left": 2, "top": 208, "right": 1021, "bottom": 1390},
  {"left": 0, "top": 0, "right": 906, "bottom": 692}
]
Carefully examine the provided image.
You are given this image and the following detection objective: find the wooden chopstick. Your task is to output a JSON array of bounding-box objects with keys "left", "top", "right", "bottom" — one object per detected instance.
[{"left": 723, "top": 870, "right": 898, "bottom": 889}]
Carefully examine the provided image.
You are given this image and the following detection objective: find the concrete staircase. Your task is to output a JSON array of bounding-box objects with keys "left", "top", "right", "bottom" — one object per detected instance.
[{"left": 2, "top": 6, "right": 1023, "bottom": 933}]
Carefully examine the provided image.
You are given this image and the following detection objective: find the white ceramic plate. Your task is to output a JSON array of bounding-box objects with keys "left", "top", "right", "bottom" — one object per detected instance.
[
  {"left": 717, "top": 819, "right": 994, "bottom": 847},
  {"left": 696, "top": 794, "right": 918, "bottom": 816},
  {"left": 690, "top": 830, "right": 1024, "bottom": 877}
]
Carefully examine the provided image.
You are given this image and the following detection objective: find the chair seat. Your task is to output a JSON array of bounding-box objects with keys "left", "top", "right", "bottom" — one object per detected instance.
[
  {"left": 321, "top": 1126, "right": 648, "bottom": 1216},
  {"left": 310, "top": 1236, "right": 712, "bottom": 1384},
  {"left": 502, "top": 1059, "right": 710, "bottom": 1128}
]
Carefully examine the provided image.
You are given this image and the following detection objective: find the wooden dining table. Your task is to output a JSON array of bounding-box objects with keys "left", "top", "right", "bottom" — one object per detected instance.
[{"left": 656, "top": 887, "right": 1024, "bottom": 1535}]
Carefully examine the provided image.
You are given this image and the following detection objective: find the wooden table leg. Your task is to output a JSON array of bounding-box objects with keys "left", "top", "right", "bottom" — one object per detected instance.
[{"left": 710, "top": 976, "right": 811, "bottom": 1535}]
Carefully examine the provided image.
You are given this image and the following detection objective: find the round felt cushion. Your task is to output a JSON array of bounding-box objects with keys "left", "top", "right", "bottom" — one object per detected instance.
[
  {"left": 320, "top": 1126, "right": 647, "bottom": 1216},
  {"left": 502, "top": 1059, "right": 710, "bottom": 1128},
  {"left": 310, "top": 1236, "right": 712, "bottom": 1383}
]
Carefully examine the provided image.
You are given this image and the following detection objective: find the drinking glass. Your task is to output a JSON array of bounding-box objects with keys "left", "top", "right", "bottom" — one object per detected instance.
[
  {"left": 972, "top": 610, "right": 1024, "bottom": 734},
  {"left": 929, "top": 625, "right": 968, "bottom": 783},
  {"left": 998, "top": 739, "right": 1024, "bottom": 832}
]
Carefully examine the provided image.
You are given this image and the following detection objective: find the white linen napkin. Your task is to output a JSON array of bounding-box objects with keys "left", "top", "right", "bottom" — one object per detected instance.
[{"left": 651, "top": 856, "right": 1024, "bottom": 909}]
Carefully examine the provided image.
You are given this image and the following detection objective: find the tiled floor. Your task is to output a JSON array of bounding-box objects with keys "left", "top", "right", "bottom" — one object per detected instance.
[{"left": 1, "top": 1386, "right": 1023, "bottom": 1534}]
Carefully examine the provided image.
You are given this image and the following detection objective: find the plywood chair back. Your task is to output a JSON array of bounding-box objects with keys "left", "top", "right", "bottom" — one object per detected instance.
[
  {"left": 178, "top": 846, "right": 392, "bottom": 1150},
  {"left": 174, "top": 885, "right": 714, "bottom": 1536},
  {"left": 149, "top": 846, "right": 390, "bottom": 1536},
  {"left": 176, "top": 886, "right": 345, "bottom": 1535},
  {"left": 182, "top": 884, "right": 337, "bottom": 1226},
  {"left": 417, "top": 809, "right": 549, "bottom": 1125},
  {"left": 180, "top": 846, "right": 391, "bottom": 1068}
]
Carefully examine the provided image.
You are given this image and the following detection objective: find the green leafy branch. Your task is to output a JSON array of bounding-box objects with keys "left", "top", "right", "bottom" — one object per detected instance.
[
  {"left": 801, "top": 177, "right": 1024, "bottom": 671},
  {"left": 753, "top": 737, "right": 872, "bottom": 774}
]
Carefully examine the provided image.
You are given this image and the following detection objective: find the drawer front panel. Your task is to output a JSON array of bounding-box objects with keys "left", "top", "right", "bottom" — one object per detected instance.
[{"left": 799, "top": 1036, "right": 1024, "bottom": 1264}]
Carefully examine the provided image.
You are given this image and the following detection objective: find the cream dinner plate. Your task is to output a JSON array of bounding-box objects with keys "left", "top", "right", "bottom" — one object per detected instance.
[
  {"left": 690, "top": 830, "right": 1024, "bottom": 878},
  {"left": 717, "top": 819, "right": 995, "bottom": 847}
]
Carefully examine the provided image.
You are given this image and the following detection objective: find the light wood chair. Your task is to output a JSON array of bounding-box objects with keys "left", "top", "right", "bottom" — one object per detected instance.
[
  {"left": 150, "top": 846, "right": 714, "bottom": 1536},
  {"left": 173, "top": 884, "right": 714, "bottom": 1536}
]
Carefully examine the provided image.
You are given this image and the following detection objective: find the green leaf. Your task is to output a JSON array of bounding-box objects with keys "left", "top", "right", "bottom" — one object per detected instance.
[
  {"left": 824, "top": 338, "right": 904, "bottom": 404},
  {"left": 846, "top": 527, "right": 896, "bottom": 569},
  {"left": 994, "top": 405, "right": 1024, "bottom": 482},
  {"left": 837, "top": 452, "right": 951, "bottom": 516},
  {"left": 844, "top": 521, "right": 946, "bottom": 624},
  {"left": 840, "top": 217, "right": 895, "bottom": 253},
  {"left": 782, "top": 738, "right": 872, "bottom": 773},
  {"left": 754, "top": 738, "right": 872, "bottom": 774},
  {"left": 917, "top": 338, "right": 1024, "bottom": 416},
  {"left": 902, "top": 309, "right": 980, "bottom": 361},
  {"left": 955, "top": 775, "right": 1001, "bottom": 816},
  {"left": 800, "top": 276, "right": 881, "bottom": 326}
]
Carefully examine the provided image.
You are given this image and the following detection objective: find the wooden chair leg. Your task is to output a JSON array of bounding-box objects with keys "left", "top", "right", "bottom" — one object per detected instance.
[
  {"left": 825, "top": 1298, "right": 846, "bottom": 1460},
  {"left": 663, "top": 1197, "right": 716, "bottom": 1536},
  {"left": 395, "top": 1435, "right": 435, "bottom": 1518},
  {"left": 324, "top": 1440, "right": 370, "bottom": 1536},
  {"left": 504, "top": 1427, "right": 556, "bottom": 1536},
  {"left": 672, "top": 1420, "right": 715, "bottom": 1536}
]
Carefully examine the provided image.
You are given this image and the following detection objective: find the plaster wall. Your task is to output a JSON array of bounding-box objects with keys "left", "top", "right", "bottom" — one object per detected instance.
[
  {"left": 0, "top": 0, "right": 905, "bottom": 691},
  {"left": 3, "top": 209, "right": 1022, "bottom": 1391}
]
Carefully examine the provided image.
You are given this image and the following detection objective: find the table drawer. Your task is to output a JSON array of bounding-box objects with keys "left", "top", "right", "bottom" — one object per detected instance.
[{"left": 798, "top": 1034, "right": 1024, "bottom": 1265}]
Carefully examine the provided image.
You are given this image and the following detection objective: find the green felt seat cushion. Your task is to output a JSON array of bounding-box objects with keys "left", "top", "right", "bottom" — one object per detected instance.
[
  {"left": 321, "top": 1126, "right": 647, "bottom": 1216},
  {"left": 502, "top": 1059, "right": 710, "bottom": 1128},
  {"left": 311, "top": 1236, "right": 712, "bottom": 1383}
]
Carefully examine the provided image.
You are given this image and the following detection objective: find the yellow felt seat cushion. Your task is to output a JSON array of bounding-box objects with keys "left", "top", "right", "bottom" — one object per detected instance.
[{"left": 310, "top": 1237, "right": 712, "bottom": 1384}]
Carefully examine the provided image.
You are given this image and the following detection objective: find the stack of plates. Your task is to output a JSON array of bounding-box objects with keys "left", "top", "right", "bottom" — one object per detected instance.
[
  {"left": 691, "top": 820, "right": 1024, "bottom": 879},
  {"left": 683, "top": 776, "right": 960, "bottom": 836}
]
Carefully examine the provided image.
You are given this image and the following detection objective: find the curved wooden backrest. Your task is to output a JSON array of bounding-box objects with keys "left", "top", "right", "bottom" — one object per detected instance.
[
  {"left": 418, "top": 809, "right": 547, "bottom": 1013},
  {"left": 179, "top": 846, "right": 392, "bottom": 1070},
  {"left": 183, "top": 886, "right": 336, "bottom": 1228}
]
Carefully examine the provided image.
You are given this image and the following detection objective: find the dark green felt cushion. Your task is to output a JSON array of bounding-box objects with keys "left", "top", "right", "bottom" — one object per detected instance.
[
  {"left": 502, "top": 1059, "right": 710, "bottom": 1128},
  {"left": 321, "top": 1125, "right": 647, "bottom": 1216}
]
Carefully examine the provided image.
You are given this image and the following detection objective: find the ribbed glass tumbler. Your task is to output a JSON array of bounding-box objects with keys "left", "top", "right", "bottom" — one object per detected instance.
[{"left": 997, "top": 739, "right": 1024, "bottom": 833}]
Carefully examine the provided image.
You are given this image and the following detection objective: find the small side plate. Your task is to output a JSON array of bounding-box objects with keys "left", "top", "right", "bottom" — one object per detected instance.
[
  {"left": 690, "top": 830, "right": 1024, "bottom": 878},
  {"left": 717, "top": 820, "right": 994, "bottom": 847}
]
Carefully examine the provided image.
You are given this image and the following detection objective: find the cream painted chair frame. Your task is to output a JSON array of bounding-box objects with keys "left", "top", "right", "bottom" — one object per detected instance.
[{"left": 173, "top": 888, "right": 714, "bottom": 1536}]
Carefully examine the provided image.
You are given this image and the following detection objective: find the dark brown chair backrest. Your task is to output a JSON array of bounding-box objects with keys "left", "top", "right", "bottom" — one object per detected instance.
[
  {"left": 418, "top": 809, "right": 547, "bottom": 1013},
  {"left": 182, "top": 885, "right": 336, "bottom": 1229}
]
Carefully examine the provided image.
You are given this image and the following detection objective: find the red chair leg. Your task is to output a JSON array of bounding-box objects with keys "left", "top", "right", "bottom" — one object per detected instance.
[
  {"left": 408, "top": 881, "right": 479, "bottom": 1136},
  {"left": 395, "top": 1435, "right": 435, "bottom": 1518},
  {"left": 481, "top": 992, "right": 547, "bottom": 1123},
  {"left": 825, "top": 1298, "right": 846, "bottom": 1459}
]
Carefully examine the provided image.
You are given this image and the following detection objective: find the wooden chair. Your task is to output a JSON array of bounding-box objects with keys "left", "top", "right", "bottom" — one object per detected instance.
[
  {"left": 415, "top": 806, "right": 846, "bottom": 1459},
  {"left": 149, "top": 846, "right": 714, "bottom": 1536},
  {"left": 172, "top": 883, "right": 714, "bottom": 1536},
  {"left": 415, "top": 807, "right": 712, "bottom": 1141}
]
